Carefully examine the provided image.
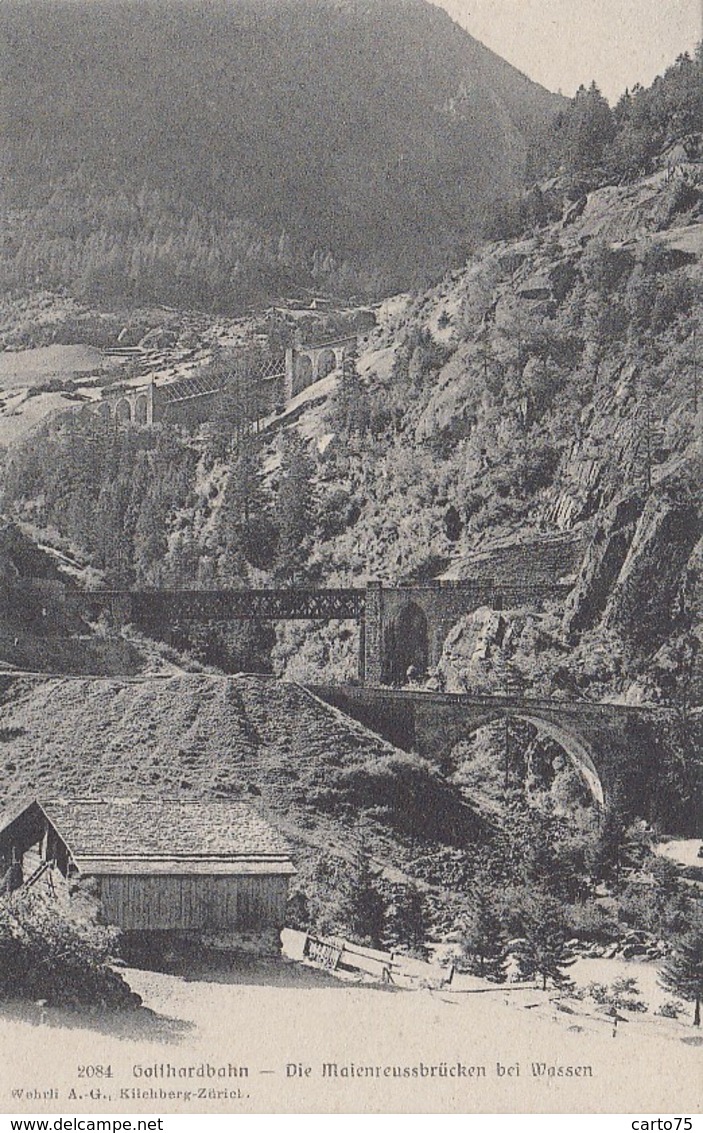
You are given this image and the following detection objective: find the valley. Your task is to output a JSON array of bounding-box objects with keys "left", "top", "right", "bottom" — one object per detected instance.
[{"left": 0, "top": 1, "right": 701, "bottom": 1099}]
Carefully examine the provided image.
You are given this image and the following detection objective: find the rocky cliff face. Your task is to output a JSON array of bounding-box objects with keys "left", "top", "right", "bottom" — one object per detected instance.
[
  {"left": 602, "top": 474, "right": 702, "bottom": 655},
  {"left": 563, "top": 494, "right": 645, "bottom": 638},
  {"left": 287, "top": 158, "right": 703, "bottom": 706}
]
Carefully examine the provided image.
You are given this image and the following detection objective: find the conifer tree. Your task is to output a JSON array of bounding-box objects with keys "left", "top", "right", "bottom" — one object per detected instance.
[
  {"left": 549, "top": 82, "right": 616, "bottom": 175},
  {"left": 659, "top": 924, "right": 703, "bottom": 1026},
  {"left": 218, "top": 440, "right": 274, "bottom": 571},
  {"left": 338, "top": 844, "right": 386, "bottom": 949},
  {"left": 459, "top": 870, "right": 508, "bottom": 982},
  {"left": 384, "top": 882, "right": 427, "bottom": 958},
  {"left": 274, "top": 433, "right": 316, "bottom": 583},
  {"left": 513, "top": 892, "right": 577, "bottom": 991}
]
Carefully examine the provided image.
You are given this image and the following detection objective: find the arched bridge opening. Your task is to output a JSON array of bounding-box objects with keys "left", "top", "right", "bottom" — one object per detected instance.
[
  {"left": 316, "top": 347, "right": 337, "bottom": 381},
  {"left": 134, "top": 393, "right": 149, "bottom": 425},
  {"left": 448, "top": 710, "right": 605, "bottom": 810},
  {"left": 284, "top": 337, "right": 358, "bottom": 402},
  {"left": 114, "top": 398, "right": 132, "bottom": 424}
]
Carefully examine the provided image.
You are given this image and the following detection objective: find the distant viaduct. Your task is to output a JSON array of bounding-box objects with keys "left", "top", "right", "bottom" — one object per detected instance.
[{"left": 96, "top": 336, "right": 358, "bottom": 427}]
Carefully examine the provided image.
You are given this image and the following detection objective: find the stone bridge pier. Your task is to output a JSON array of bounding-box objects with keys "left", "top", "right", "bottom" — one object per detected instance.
[
  {"left": 284, "top": 337, "right": 357, "bottom": 400},
  {"left": 362, "top": 580, "right": 566, "bottom": 685},
  {"left": 98, "top": 382, "right": 154, "bottom": 426}
]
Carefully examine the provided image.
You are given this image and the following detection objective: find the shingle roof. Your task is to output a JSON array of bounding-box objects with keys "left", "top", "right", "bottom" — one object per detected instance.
[{"left": 8, "top": 799, "right": 295, "bottom": 876}]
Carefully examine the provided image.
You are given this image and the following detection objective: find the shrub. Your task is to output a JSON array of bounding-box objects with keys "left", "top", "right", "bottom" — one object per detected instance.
[
  {"left": 0, "top": 891, "right": 139, "bottom": 1009},
  {"left": 609, "top": 977, "right": 648, "bottom": 1013},
  {"left": 337, "top": 847, "right": 386, "bottom": 949},
  {"left": 581, "top": 978, "right": 648, "bottom": 1013},
  {"left": 309, "top": 753, "right": 479, "bottom": 844},
  {"left": 285, "top": 888, "right": 313, "bottom": 932},
  {"left": 655, "top": 999, "right": 684, "bottom": 1019},
  {"left": 616, "top": 879, "right": 691, "bottom": 938},
  {"left": 581, "top": 241, "right": 635, "bottom": 295},
  {"left": 565, "top": 898, "right": 619, "bottom": 943}
]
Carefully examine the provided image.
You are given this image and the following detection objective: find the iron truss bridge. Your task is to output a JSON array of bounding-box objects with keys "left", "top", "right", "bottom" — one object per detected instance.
[
  {"left": 159, "top": 355, "right": 287, "bottom": 404},
  {"left": 76, "top": 588, "right": 367, "bottom": 623}
]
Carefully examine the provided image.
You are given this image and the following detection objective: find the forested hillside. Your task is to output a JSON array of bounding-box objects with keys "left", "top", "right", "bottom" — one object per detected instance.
[
  {"left": 488, "top": 48, "right": 703, "bottom": 239},
  {"left": 0, "top": 0, "right": 561, "bottom": 308},
  {"left": 3, "top": 46, "right": 701, "bottom": 713}
]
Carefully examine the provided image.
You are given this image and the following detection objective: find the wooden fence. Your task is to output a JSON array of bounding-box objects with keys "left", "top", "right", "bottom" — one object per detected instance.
[{"left": 298, "top": 930, "right": 451, "bottom": 987}]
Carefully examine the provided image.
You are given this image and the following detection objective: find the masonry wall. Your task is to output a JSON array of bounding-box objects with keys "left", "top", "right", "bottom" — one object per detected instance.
[
  {"left": 364, "top": 582, "right": 500, "bottom": 683},
  {"left": 363, "top": 581, "right": 571, "bottom": 684}
]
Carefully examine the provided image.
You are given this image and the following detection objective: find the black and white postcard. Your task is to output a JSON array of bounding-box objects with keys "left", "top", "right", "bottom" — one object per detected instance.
[{"left": 0, "top": 0, "right": 701, "bottom": 1115}]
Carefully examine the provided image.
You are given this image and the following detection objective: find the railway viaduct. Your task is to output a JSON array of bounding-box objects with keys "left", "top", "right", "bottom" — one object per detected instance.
[
  {"left": 57, "top": 578, "right": 570, "bottom": 686},
  {"left": 97, "top": 336, "right": 357, "bottom": 425},
  {"left": 306, "top": 684, "right": 684, "bottom": 821},
  {"left": 33, "top": 578, "right": 692, "bottom": 821}
]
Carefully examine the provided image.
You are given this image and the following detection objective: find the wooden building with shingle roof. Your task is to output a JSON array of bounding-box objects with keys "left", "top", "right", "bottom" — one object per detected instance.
[{"left": 0, "top": 798, "right": 296, "bottom": 935}]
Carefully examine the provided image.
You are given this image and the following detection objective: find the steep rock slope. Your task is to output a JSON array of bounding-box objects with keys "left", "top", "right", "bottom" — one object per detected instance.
[{"left": 284, "top": 163, "right": 703, "bottom": 703}]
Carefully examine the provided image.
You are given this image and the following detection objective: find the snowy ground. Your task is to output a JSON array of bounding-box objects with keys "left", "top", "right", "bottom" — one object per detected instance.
[
  {"left": 1, "top": 951, "right": 700, "bottom": 1115},
  {"left": 0, "top": 345, "right": 121, "bottom": 388},
  {"left": 0, "top": 345, "right": 126, "bottom": 446},
  {"left": 655, "top": 839, "right": 703, "bottom": 869}
]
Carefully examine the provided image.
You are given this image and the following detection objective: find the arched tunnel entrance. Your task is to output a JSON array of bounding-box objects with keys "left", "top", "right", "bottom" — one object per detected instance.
[{"left": 383, "top": 601, "right": 430, "bottom": 686}]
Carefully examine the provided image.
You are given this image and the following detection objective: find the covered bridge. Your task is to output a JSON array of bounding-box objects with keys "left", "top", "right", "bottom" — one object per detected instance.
[{"left": 0, "top": 798, "right": 296, "bottom": 938}]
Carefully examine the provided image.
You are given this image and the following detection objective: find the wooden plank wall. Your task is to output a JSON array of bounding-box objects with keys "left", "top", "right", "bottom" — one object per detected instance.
[{"left": 99, "top": 874, "right": 289, "bottom": 931}]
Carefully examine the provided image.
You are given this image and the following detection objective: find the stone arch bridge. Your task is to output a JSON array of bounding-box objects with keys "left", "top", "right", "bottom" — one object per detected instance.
[
  {"left": 284, "top": 336, "right": 357, "bottom": 400},
  {"left": 306, "top": 684, "right": 684, "bottom": 824},
  {"left": 99, "top": 382, "right": 155, "bottom": 426}
]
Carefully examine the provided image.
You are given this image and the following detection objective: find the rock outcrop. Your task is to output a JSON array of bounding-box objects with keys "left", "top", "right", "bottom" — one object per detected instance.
[
  {"left": 562, "top": 493, "right": 644, "bottom": 637},
  {"left": 601, "top": 471, "right": 702, "bottom": 653}
]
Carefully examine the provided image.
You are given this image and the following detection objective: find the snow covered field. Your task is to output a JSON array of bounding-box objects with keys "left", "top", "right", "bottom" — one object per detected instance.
[{"left": 1, "top": 953, "right": 700, "bottom": 1115}]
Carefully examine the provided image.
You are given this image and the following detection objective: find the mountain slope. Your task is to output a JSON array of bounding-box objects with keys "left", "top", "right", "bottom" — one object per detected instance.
[
  {"left": 0, "top": 0, "right": 562, "bottom": 302},
  {"left": 0, "top": 673, "right": 485, "bottom": 919},
  {"left": 277, "top": 161, "right": 703, "bottom": 706}
]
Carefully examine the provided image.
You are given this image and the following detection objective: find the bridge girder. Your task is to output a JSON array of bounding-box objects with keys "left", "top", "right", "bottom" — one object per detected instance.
[{"left": 74, "top": 588, "right": 366, "bottom": 624}]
